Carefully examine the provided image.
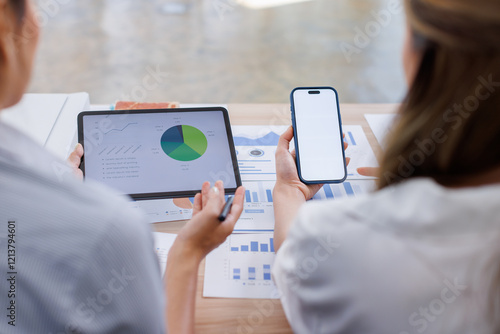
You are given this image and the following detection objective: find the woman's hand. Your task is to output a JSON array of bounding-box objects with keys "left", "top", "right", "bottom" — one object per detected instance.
[
  {"left": 67, "top": 143, "right": 84, "bottom": 180},
  {"left": 357, "top": 167, "right": 379, "bottom": 177},
  {"left": 274, "top": 126, "right": 350, "bottom": 200},
  {"left": 174, "top": 181, "right": 245, "bottom": 261},
  {"left": 166, "top": 181, "right": 245, "bottom": 334}
]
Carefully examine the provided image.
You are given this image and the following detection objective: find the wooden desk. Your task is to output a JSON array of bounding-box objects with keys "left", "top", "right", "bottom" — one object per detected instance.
[{"left": 153, "top": 103, "right": 399, "bottom": 333}]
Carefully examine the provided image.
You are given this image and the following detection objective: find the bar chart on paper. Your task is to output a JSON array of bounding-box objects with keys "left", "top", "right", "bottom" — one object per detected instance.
[
  {"left": 312, "top": 180, "right": 376, "bottom": 201},
  {"left": 204, "top": 234, "right": 280, "bottom": 299},
  {"left": 234, "top": 181, "right": 275, "bottom": 233}
]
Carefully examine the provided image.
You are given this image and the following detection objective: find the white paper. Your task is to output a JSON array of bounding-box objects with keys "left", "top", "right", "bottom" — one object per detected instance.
[
  {"left": 232, "top": 125, "right": 282, "bottom": 182},
  {"left": 364, "top": 114, "right": 397, "bottom": 149},
  {"left": 128, "top": 181, "right": 276, "bottom": 231},
  {"left": 0, "top": 93, "right": 90, "bottom": 160},
  {"left": 129, "top": 198, "right": 194, "bottom": 223},
  {"left": 133, "top": 179, "right": 375, "bottom": 227},
  {"left": 153, "top": 232, "right": 177, "bottom": 277},
  {"left": 343, "top": 125, "right": 379, "bottom": 179},
  {"left": 1, "top": 94, "right": 68, "bottom": 146},
  {"left": 204, "top": 233, "right": 280, "bottom": 299},
  {"left": 235, "top": 181, "right": 276, "bottom": 233},
  {"left": 179, "top": 104, "right": 228, "bottom": 109},
  {"left": 88, "top": 104, "right": 113, "bottom": 111},
  {"left": 45, "top": 92, "right": 90, "bottom": 160}
]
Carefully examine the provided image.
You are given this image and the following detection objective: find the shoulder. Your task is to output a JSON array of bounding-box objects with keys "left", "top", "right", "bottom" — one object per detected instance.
[
  {"left": 272, "top": 181, "right": 437, "bottom": 333},
  {"left": 0, "top": 158, "right": 165, "bottom": 332},
  {"left": 0, "top": 157, "right": 151, "bottom": 269},
  {"left": 273, "top": 178, "right": 500, "bottom": 333}
]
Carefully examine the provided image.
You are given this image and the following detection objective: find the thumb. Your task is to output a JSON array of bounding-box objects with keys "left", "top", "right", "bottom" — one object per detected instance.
[{"left": 205, "top": 184, "right": 224, "bottom": 218}]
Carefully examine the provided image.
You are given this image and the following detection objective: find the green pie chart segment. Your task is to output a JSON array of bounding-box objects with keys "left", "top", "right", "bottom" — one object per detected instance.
[{"left": 161, "top": 125, "right": 208, "bottom": 161}]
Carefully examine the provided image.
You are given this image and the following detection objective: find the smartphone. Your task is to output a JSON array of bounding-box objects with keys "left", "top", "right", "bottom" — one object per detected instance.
[{"left": 290, "top": 87, "right": 347, "bottom": 184}]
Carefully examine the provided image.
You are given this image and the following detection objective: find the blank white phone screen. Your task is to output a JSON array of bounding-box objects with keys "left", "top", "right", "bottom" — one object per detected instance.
[{"left": 293, "top": 88, "right": 345, "bottom": 182}]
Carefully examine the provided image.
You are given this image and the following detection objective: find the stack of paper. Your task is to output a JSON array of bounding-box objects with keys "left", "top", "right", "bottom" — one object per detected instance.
[{"left": 0, "top": 93, "right": 90, "bottom": 160}]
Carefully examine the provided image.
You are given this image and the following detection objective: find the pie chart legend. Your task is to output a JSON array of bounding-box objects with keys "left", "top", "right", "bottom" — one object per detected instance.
[{"left": 161, "top": 125, "right": 208, "bottom": 161}]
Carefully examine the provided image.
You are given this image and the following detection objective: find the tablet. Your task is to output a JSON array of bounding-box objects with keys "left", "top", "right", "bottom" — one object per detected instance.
[{"left": 78, "top": 107, "right": 241, "bottom": 200}]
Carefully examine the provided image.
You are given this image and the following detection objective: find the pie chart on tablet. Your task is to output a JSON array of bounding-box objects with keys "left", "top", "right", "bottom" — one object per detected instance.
[{"left": 161, "top": 125, "right": 208, "bottom": 161}]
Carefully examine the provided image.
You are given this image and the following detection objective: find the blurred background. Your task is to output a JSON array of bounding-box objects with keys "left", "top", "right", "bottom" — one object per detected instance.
[{"left": 29, "top": 0, "right": 406, "bottom": 105}]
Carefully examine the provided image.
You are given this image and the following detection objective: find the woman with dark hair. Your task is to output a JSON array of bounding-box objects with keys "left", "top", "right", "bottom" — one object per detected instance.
[
  {"left": 273, "top": 0, "right": 500, "bottom": 333},
  {"left": 0, "top": 1, "right": 244, "bottom": 333}
]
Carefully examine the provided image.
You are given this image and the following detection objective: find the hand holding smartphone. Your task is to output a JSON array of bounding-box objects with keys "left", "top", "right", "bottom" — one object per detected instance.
[{"left": 290, "top": 87, "right": 347, "bottom": 184}]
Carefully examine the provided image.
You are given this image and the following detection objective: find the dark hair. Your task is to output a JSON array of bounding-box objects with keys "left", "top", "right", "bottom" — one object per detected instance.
[{"left": 8, "top": 0, "right": 26, "bottom": 23}]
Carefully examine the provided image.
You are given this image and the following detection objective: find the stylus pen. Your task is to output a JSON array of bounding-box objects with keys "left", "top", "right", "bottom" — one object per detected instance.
[{"left": 218, "top": 196, "right": 234, "bottom": 222}]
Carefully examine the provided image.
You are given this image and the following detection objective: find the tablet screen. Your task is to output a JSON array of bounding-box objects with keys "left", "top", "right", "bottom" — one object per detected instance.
[{"left": 78, "top": 108, "right": 241, "bottom": 199}]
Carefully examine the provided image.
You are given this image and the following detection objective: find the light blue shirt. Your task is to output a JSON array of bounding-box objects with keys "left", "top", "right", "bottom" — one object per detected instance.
[{"left": 0, "top": 122, "right": 165, "bottom": 333}]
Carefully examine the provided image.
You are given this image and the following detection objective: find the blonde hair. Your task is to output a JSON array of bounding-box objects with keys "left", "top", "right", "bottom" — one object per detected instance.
[{"left": 378, "top": 0, "right": 500, "bottom": 189}]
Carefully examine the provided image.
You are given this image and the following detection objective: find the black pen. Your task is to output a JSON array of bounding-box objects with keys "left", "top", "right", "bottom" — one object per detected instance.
[{"left": 218, "top": 196, "right": 234, "bottom": 222}]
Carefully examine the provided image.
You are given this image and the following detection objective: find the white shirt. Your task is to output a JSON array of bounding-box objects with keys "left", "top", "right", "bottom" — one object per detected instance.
[
  {"left": 0, "top": 122, "right": 166, "bottom": 333},
  {"left": 273, "top": 178, "right": 500, "bottom": 334}
]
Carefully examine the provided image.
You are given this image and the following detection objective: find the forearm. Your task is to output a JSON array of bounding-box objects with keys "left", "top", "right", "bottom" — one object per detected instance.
[
  {"left": 165, "top": 243, "right": 203, "bottom": 334},
  {"left": 273, "top": 183, "right": 307, "bottom": 251}
]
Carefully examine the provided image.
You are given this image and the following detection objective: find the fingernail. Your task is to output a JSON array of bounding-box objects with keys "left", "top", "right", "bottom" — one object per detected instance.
[{"left": 211, "top": 186, "right": 219, "bottom": 194}]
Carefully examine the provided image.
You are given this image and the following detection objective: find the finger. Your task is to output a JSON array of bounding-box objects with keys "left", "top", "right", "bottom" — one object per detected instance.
[
  {"left": 192, "top": 193, "right": 202, "bottom": 215},
  {"left": 344, "top": 141, "right": 348, "bottom": 151},
  {"left": 357, "top": 167, "right": 379, "bottom": 177},
  {"left": 221, "top": 186, "right": 245, "bottom": 231},
  {"left": 215, "top": 180, "right": 225, "bottom": 201},
  {"left": 277, "top": 126, "right": 294, "bottom": 153},
  {"left": 67, "top": 154, "right": 80, "bottom": 168},
  {"left": 290, "top": 149, "right": 296, "bottom": 160},
  {"left": 308, "top": 184, "right": 324, "bottom": 199},
  {"left": 67, "top": 144, "right": 83, "bottom": 168},
  {"left": 73, "top": 168, "right": 84, "bottom": 181},
  {"left": 201, "top": 181, "right": 211, "bottom": 208},
  {"left": 346, "top": 157, "right": 351, "bottom": 166},
  {"left": 205, "top": 184, "right": 224, "bottom": 219},
  {"left": 76, "top": 143, "right": 84, "bottom": 156}
]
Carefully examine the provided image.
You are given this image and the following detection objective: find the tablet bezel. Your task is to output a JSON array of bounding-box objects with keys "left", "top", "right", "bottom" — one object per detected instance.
[{"left": 78, "top": 107, "right": 242, "bottom": 200}]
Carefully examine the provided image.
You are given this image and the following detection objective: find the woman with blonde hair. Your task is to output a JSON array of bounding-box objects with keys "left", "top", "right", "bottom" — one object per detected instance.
[{"left": 273, "top": 0, "right": 500, "bottom": 333}]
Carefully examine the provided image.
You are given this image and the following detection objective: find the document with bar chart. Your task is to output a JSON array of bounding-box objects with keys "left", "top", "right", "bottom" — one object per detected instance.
[
  {"left": 232, "top": 125, "right": 378, "bottom": 181},
  {"left": 233, "top": 179, "right": 375, "bottom": 232},
  {"left": 204, "top": 233, "right": 280, "bottom": 299},
  {"left": 234, "top": 181, "right": 276, "bottom": 233}
]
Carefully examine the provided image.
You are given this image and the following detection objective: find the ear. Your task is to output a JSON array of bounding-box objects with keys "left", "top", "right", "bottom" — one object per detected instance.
[
  {"left": 0, "top": 1, "right": 21, "bottom": 108},
  {"left": 0, "top": 1, "right": 10, "bottom": 62},
  {"left": 0, "top": 0, "right": 17, "bottom": 66}
]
